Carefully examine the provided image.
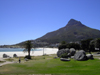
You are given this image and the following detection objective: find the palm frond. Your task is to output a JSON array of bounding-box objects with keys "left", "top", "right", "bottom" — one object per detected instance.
[{"left": 23, "top": 40, "right": 33, "bottom": 57}]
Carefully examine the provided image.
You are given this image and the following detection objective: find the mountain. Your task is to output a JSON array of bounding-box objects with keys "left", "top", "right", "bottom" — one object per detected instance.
[
  {"left": 1, "top": 19, "right": 100, "bottom": 48},
  {"left": 36, "top": 19, "right": 100, "bottom": 44}
]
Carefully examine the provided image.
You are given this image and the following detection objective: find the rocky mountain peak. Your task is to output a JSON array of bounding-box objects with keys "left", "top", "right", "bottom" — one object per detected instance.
[
  {"left": 67, "top": 19, "right": 82, "bottom": 26},
  {"left": 15, "top": 19, "right": 100, "bottom": 46}
]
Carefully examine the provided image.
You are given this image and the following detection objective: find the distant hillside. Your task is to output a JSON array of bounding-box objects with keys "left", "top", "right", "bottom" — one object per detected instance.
[
  {"left": 2, "top": 19, "right": 100, "bottom": 48},
  {"left": 36, "top": 19, "right": 100, "bottom": 44}
]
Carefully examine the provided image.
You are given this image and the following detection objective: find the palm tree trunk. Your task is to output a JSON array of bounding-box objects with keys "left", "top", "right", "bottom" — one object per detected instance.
[
  {"left": 28, "top": 50, "right": 30, "bottom": 57},
  {"left": 28, "top": 49, "right": 31, "bottom": 59}
]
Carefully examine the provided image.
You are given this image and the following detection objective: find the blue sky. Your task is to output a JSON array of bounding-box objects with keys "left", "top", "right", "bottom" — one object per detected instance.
[{"left": 0, "top": 0, "right": 100, "bottom": 45}]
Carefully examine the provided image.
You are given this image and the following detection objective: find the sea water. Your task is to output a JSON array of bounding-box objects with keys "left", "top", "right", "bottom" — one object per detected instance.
[
  {"left": 0, "top": 48, "right": 58, "bottom": 58},
  {"left": 0, "top": 48, "right": 42, "bottom": 52}
]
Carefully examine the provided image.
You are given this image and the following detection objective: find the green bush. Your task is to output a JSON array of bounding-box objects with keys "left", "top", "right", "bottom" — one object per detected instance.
[{"left": 60, "top": 53, "right": 68, "bottom": 58}]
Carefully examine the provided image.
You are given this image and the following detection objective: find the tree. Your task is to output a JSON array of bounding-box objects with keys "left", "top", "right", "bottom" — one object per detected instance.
[
  {"left": 89, "top": 40, "right": 95, "bottom": 52},
  {"left": 67, "top": 43, "right": 80, "bottom": 50},
  {"left": 58, "top": 41, "right": 67, "bottom": 50},
  {"left": 74, "top": 43, "right": 81, "bottom": 50},
  {"left": 61, "top": 41, "right": 67, "bottom": 44},
  {"left": 23, "top": 40, "right": 33, "bottom": 59},
  {"left": 95, "top": 38, "right": 100, "bottom": 52},
  {"left": 81, "top": 38, "right": 93, "bottom": 52}
]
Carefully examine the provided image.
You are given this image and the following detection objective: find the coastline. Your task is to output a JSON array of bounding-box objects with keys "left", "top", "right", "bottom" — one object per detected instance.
[{"left": 0, "top": 48, "right": 58, "bottom": 58}]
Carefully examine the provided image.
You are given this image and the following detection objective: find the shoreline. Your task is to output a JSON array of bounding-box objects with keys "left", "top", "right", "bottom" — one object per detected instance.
[{"left": 0, "top": 48, "right": 58, "bottom": 58}]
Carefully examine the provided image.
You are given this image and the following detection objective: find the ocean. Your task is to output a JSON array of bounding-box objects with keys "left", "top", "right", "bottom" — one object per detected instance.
[
  {"left": 0, "top": 48, "right": 58, "bottom": 58},
  {"left": 0, "top": 48, "right": 42, "bottom": 52}
]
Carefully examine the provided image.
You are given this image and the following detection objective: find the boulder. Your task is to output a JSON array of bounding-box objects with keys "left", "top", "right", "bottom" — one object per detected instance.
[
  {"left": 71, "top": 56, "right": 74, "bottom": 59},
  {"left": 57, "top": 48, "right": 70, "bottom": 58},
  {"left": 25, "top": 58, "right": 28, "bottom": 61},
  {"left": 97, "top": 52, "right": 100, "bottom": 54},
  {"left": 86, "top": 54, "right": 94, "bottom": 59},
  {"left": 65, "top": 48, "right": 70, "bottom": 53},
  {"left": 54, "top": 57, "right": 59, "bottom": 59},
  {"left": 70, "top": 48, "right": 76, "bottom": 56},
  {"left": 13, "top": 54, "right": 18, "bottom": 58},
  {"left": 3, "top": 54, "right": 8, "bottom": 58},
  {"left": 74, "top": 50, "right": 87, "bottom": 61},
  {"left": 60, "top": 58, "right": 70, "bottom": 61}
]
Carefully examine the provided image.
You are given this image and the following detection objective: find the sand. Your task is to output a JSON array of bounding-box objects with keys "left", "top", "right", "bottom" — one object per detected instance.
[{"left": 0, "top": 48, "right": 58, "bottom": 58}]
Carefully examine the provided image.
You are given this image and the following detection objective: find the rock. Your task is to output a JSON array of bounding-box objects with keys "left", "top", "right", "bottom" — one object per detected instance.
[
  {"left": 65, "top": 48, "right": 70, "bottom": 53},
  {"left": 54, "top": 57, "right": 59, "bottom": 59},
  {"left": 86, "top": 54, "right": 94, "bottom": 59},
  {"left": 97, "top": 52, "right": 100, "bottom": 54},
  {"left": 71, "top": 56, "right": 74, "bottom": 59},
  {"left": 57, "top": 48, "right": 76, "bottom": 58},
  {"left": 3, "top": 54, "right": 8, "bottom": 58},
  {"left": 67, "top": 53, "right": 71, "bottom": 57},
  {"left": 57, "top": 49, "right": 70, "bottom": 58},
  {"left": 25, "top": 58, "right": 28, "bottom": 61},
  {"left": 60, "top": 58, "right": 70, "bottom": 61},
  {"left": 74, "top": 50, "right": 87, "bottom": 61},
  {"left": 13, "top": 54, "right": 18, "bottom": 58},
  {"left": 70, "top": 48, "right": 76, "bottom": 56}
]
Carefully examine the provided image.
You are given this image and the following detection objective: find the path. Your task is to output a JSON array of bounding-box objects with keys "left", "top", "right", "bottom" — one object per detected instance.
[
  {"left": 93, "top": 53, "right": 100, "bottom": 56},
  {"left": 0, "top": 58, "right": 26, "bottom": 67},
  {"left": 0, "top": 61, "right": 15, "bottom": 67},
  {"left": 92, "top": 53, "right": 100, "bottom": 59}
]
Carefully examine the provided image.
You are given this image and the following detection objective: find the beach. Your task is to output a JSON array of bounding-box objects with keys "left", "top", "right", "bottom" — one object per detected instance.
[{"left": 0, "top": 48, "right": 58, "bottom": 58}]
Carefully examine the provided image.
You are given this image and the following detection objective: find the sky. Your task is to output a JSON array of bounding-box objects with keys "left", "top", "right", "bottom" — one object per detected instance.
[{"left": 0, "top": 0, "right": 100, "bottom": 45}]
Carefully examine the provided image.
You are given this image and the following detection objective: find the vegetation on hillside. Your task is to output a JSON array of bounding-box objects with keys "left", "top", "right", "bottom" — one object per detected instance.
[
  {"left": 37, "top": 19, "right": 100, "bottom": 44},
  {"left": 1, "top": 19, "right": 100, "bottom": 48},
  {"left": 58, "top": 38, "right": 100, "bottom": 52}
]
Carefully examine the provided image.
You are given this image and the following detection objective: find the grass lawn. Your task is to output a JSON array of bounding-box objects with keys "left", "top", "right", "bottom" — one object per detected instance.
[{"left": 0, "top": 54, "right": 100, "bottom": 75}]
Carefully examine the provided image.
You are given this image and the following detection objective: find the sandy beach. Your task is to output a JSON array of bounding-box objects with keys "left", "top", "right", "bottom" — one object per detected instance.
[{"left": 0, "top": 48, "right": 58, "bottom": 58}]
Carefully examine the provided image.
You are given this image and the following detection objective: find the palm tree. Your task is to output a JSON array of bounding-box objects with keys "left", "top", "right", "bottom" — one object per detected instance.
[{"left": 23, "top": 40, "right": 33, "bottom": 59}]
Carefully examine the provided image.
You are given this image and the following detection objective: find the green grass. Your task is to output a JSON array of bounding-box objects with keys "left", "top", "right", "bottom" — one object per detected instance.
[
  {"left": 5, "top": 58, "right": 15, "bottom": 61},
  {"left": 0, "top": 54, "right": 100, "bottom": 75}
]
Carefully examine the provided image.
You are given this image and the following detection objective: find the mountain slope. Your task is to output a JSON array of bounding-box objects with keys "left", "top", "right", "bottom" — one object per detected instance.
[
  {"left": 1, "top": 19, "right": 100, "bottom": 48},
  {"left": 36, "top": 19, "right": 100, "bottom": 43}
]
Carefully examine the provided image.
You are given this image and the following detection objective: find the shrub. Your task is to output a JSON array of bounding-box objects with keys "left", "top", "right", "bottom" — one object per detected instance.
[{"left": 60, "top": 53, "right": 69, "bottom": 58}]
